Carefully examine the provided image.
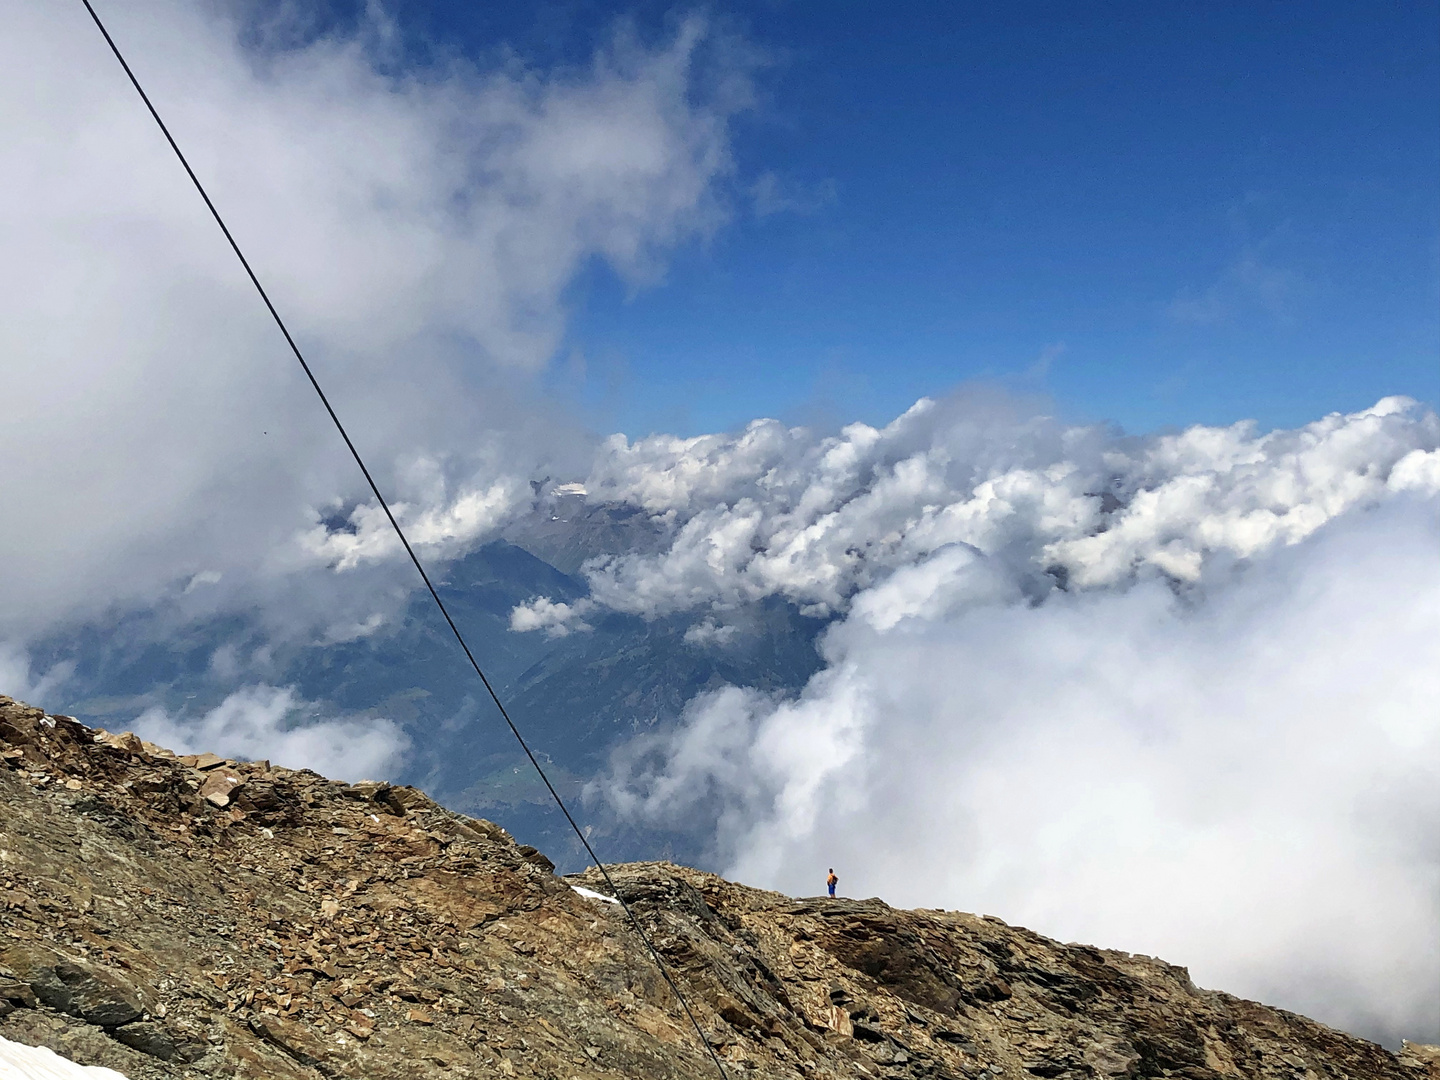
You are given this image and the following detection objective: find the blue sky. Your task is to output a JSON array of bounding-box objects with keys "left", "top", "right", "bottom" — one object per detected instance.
[{"left": 303, "top": 2, "right": 1438, "bottom": 437}]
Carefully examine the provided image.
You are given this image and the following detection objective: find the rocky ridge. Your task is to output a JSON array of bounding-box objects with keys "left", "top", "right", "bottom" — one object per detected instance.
[{"left": 0, "top": 694, "right": 1435, "bottom": 1080}]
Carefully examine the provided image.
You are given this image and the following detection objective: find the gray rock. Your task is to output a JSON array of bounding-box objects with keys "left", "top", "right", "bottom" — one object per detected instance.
[
  {"left": 0, "top": 977, "right": 38, "bottom": 1008},
  {"left": 113, "top": 1020, "right": 182, "bottom": 1060},
  {"left": 1, "top": 945, "right": 144, "bottom": 1027}
]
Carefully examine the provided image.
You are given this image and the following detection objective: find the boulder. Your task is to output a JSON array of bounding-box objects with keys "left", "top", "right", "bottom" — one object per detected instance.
[
  {"left": 113, "top": 1021, "right": 184, "bottom": 1061},
  {"left": 249, "top": 1012, "right": 332, "bottom": 1068},
  {"left": 379, "top": 785, "right": 435, "bottom": 815},
  {"left": 197, "top": 769, "right": 245, "bottom": 807},
  {"left": 178, "top": 752, "right": 227, "bottom": 770},
  {"left": 0, "top": 977, "right": 38, "bottom": 1009},
  {"left": 1, "top": 946, "right": 144, "bottom": 1028},
  {"left": 93, "top": 731, "right": 143, "bottom": 754}
]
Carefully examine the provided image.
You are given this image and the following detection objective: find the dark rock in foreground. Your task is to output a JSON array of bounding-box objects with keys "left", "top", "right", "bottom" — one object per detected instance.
[{"left": 0, "top": 694, "right": 1434, "bottom": 1079}]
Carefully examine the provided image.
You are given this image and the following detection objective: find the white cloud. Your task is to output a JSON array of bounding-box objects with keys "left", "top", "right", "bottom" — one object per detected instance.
[
  {"left": 0, "top": 644, "right": 75, "bottom": 712},
  {"left": 683, "top": 617, "right": 742, "bottom": 647},
  {"left": 848, "top": 543, "right": 1016, "bottom": 631},
  {"left": 133, "top": 683, "right": 409, "bottom": 781},
  {"left": 509, "top": 596, "right": 594, "bottom": 637},
  {"left": 298, "top": 476, "right": 530, "bottom": 571},
  {"left": 598, "top": 498, "right": 1440, "bottom": 1047},
  {"left": 0, "top": 1, "right": 747, "bottom": 643},
  {"left": 539, "top": 394, "right": 1439, "bottom": 622},
  {"left": 1046, "top": 395, "right": 1435, "bottom": 587},
  {"left": 1389, "top": 447, "right": 1440, "bottom": 495}
]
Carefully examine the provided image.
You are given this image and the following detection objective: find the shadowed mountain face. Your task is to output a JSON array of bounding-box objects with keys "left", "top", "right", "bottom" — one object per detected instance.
[
  {"left": 3, "top": 695, "right": 1436, "bottom": 1080},
  {"left": 24, "top": 506, "right": 828, "bottom": 871}
]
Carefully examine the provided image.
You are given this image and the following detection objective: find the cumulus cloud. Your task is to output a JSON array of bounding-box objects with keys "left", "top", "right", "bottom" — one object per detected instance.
[
  {"left": 599, "top": 497, "right": 1440, "bottom": 1047},
  {"left": 133, "top": 683, "right": 409, "bottom": 781},
  {"left": 528, "top": 394, "right": 1438, "bottom": 622},
  {"left": 509, "top": 596, "right": 595, "bottom": 637},
  {"left": 0, "top": 0, "right": 748, "bottom": 643},
  {"left": 299, "top": 476, "right": 530, "bottom": 572},
  {"left": 1045, "top": 396, "right": 1439, "bottom": 587},
  {"left": 683, "top": 617, "right": 743, "bottom": 647}
]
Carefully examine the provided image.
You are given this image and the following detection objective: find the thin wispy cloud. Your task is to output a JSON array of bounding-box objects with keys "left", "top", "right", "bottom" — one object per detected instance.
[
  {"left": 1168, "top": 250, "right": 1304, "bottom": 325},
  {"left": 1167, "top": 199, "right": 1308, "bottom": 326},
  {"left": 749, "top": 170, "right": 838, "bottom": 217}
]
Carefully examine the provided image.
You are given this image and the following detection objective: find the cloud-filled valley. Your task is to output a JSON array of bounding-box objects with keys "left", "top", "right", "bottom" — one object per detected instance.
[{"left": 1, "top": 0, "right": 1437, "bottom": 1056}]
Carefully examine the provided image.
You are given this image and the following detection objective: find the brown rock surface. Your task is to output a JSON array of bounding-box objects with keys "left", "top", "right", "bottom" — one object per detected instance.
[{"left": 0, "top": 693, "right": 1429, "bottom": 1079}]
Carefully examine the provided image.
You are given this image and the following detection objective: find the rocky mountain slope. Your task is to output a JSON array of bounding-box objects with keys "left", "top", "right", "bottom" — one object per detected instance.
[{"left": 1, "top": 694, "right": 1435, "bottom": 1080}]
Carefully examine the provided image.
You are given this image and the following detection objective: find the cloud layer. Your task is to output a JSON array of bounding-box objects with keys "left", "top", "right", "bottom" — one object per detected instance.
[{"left": 509, "top": 394, "right": 1439, "bottom": 633}]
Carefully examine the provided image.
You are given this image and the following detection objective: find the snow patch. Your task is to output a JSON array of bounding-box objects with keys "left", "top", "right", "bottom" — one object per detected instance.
[
  {"left": 571, "top": 885, "right": 620, "bottom": 904},
  {"left": 0, "top": 1036, "right": 128, "bottom": 1079}
]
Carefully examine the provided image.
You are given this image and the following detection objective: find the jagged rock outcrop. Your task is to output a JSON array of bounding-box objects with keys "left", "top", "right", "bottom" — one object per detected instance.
[{"left": 0, "top": 694, "right": 1433, "bottom": 1080}]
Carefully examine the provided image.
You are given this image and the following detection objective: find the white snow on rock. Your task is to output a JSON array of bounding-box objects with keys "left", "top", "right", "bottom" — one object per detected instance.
[
  {"left": 571, "top": 885, "right": 620, "bottom": 904},
  {"left": 0, "top": 1036, "right": 128, "bottom": 1079}
]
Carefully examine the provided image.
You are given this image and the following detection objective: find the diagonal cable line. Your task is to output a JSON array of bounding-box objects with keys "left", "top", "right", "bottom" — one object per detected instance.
[{"left": 75, "top": 3, "right": 729, "bottom": 1075}]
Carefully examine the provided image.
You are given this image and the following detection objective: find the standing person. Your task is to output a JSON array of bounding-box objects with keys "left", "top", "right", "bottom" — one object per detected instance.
[{"left": 826, "top": 868, "right": 838, "bottom": 898}]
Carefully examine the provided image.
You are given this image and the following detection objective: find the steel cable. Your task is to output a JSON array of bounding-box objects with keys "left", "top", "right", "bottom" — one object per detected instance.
[{"left": 76, "top": 3, "right": 729, "bottom": 1075}]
